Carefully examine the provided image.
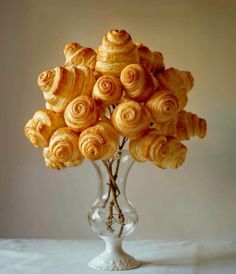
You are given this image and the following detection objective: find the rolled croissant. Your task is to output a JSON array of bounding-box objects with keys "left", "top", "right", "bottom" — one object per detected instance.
[
  {"left": 120, "top": 64, "right": 155, "bottom": 102},
  {"left": 152, "top": 51, "right": 165, "bottom": 75},
  {"left": 176, "top": 110, "right": 207, "bottom": 141},
  {"left": 38, "top": 66, "right": 95, "bottom": 113},
  {"left": 145, "top": 90, "right": 179, "bottom": 123},
  {"left": 64, "top": 95, "right": 99, "bottom": 132},
  {"left": 136, "top": 43, "right": 154, "bottom": 72},
  {"left": 64, "top": 42, "right": 96, "bottom": 70},
  {"left": 151, "top": 117, "right": 177, "bottom": 137},
  {"left": 95, "top": 29, "right": 139, "bottom": 77},
  {"left": 24, "top": 109, "right": 65, "bottom": 148},
  {"left": 129, "top": 129, "right": 167, "bottom": 162},
  {"left": 92, "top": 75, "right": 123, "bottom": 107},
  {"left": 79, "top": 121, "right": 119, "bottom": 160},
  {"left": 43, "top": 147, "right": 65, "bottom": 170},
  {"left": 111, "top": 100, "right": 150, "bottom": 139},
  {"left": 154, "top": 137, "right": 187, "bottom": 169},
  {"left": 157, "top": 67, "right": 194, "bottom": 110},
  {"left": 48, "top": 127, "right": 84, "bottom": 165}
]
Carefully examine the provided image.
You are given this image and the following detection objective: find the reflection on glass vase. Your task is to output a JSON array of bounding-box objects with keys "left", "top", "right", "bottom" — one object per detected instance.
[{"left": 88, "top": 149, "right": 141, "bottom": 271}]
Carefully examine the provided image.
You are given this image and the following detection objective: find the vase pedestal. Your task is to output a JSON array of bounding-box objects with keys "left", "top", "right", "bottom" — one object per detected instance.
[{"left": 89, "top": 237, "right": 141, "bottom": 271}]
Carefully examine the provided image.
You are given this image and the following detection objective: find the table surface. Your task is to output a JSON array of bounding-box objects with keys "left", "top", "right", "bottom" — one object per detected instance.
[{"left": 0, "top": 239, "right": 236, "bottom": 274}]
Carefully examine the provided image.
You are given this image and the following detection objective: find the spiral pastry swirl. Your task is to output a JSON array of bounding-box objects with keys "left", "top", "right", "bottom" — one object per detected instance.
[
  {"left": 176, "top": 110, "right": 207, "bottom": 141},
  {"left": 120, "top": 64, "right": 155, "bottom": 102},
  {"left": 79, "top": 121, "right": 119, "bottom": 160},
  {"left": 111, "top": 100, "right": 150, "bottom": 139},
  {"left": 48, "top": 127, "right": 83, "bottom": 166},
  {"left": 38, "top": 66, "right": 95, "bottom": 113},
  {"left": 154, "top": 137, "right": 187, "bottom": 169},
  {"left": 129, "top": 129, "right": 167, "bottom": 162},
  {"left": 24, "top": 109, "right": 65, "bottom": 148},
  {"left": 64, "top": 42, "right": 96, "bottom": 70},
  {"left": 95, "top": 29, "right": 139, "bottom": 77},
  {"left": 157, "top": 67, "right": 194, "bottom": 110},
  {"left": 145, "top": 90, "right": 179, "bottom": 123},
  {"left": 43, "top": 148, "right": 65, "bottom": 170},
  {"left": 64, "top": 95, "right": 99, "bottom": 132},
  {"left": 92, "top": 75, "right": 122, "bottom": 107}
]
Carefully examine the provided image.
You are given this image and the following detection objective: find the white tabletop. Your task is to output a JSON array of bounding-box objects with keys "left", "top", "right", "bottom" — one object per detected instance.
[{"left": 0, "top": 239, "right": 236, "bottom": 274}]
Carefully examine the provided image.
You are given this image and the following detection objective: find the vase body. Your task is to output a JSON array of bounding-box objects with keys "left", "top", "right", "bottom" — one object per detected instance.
[{"left": 88, "top": 150, "right": 140, "bottom": 270}]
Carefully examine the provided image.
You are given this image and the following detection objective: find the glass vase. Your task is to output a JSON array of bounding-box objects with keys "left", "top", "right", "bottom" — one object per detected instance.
[{"left": 88, "top": 149, "right": 141, "bottom": 271}]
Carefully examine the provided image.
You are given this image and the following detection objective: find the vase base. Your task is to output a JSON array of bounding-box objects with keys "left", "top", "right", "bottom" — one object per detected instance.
[{"left": 88, "top": 251, "right": 141, "bottom": 271}]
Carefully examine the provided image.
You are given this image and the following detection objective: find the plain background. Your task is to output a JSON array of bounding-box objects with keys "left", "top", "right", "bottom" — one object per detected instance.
[{"left": 0, "top": 0, "right": 236, "bottom": 241}]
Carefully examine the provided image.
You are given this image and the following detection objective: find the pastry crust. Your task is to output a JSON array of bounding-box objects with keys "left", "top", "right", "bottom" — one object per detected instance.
[
  {"left": 92, "top": 75, "right": 123, "bottom": 107},
  {"left": 145, "top": 89, "right": 179, "bottom": 123},
  {"left": 24, "top": 109, "right": 65, "bottom": 148},
  {"left": 152, "top": 51, "right": 165, "bottom": 75},
  {"left": 157, "top": 67, "right": 194, "bottom": 110},
  {"left": 38, "top": 66, "right": 95, "bottom": 113},
  {"left": 136, "top": 42, "right": 154, "bottom": 72},
  {"left": 64, "top": 42, "right": 96, "bottom": 70},
  {"left": 176, "top": 110, "right": 207, "bottom": 141},
  {"left": 48, "top": 127, "right": 84, "bottom": 165},
  {"left": 95, "top": 29, "right": 139, "bottom": 77},
  {"left": 120, "top": 64, "right": 155, "bottom": 102},
  {"left": 64, "top": 95, "right": 99, "bottom": 132},
  {"left": 111, "top": 100, "right": 150, "bottom": 139},
  {"left": 79, "top": 121, "right": 119, "bottom": 160}
]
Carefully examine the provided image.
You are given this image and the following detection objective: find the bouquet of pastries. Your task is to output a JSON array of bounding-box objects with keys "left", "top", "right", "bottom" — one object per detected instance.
[{"left": 25, "top": 29, "right": 207, "bottom": 170}]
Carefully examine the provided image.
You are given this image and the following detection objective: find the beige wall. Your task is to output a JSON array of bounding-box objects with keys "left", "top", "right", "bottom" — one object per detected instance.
[{"left": 0, "top": 0, "right": 236, "bottom": 240}]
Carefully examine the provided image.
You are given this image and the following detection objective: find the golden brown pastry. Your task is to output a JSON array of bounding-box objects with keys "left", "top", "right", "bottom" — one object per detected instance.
[
  {"left": 111, "top": 100, "right": 150, "bottom": 139},
  {"left": 176, "top": 110, "right": 207, "bottom": 141},
  {"left": 92, "top": 75, "right": 123, "bottom": 107},
  {"left": 129, "top": 129, "right": 167, "bottom": 162},
  {"left": 43, "top": 147, "right": 65, "bottom": 170},
  {"left": 154, "top": 137, "right": 187, "bottom": 169},
  {"left": 136, "top": 42, "right": 154, "bottom": 72},
  {"left": 151, "top": 117, "right": 177, "bottom": 137},
  {"left": 24, "top": 109, "right": 65, "bottom": 148},
  {"left": 152, "top": 51, "right": 165, "bottom": 75},
  {"left": 95, "top": 29, "right": 139, "bottom": 77},
  {"left": 120, "top": 64, "right": 155, "bottom": 102},
  {"left": 156, "top": 67, "right": 194, "bottom": 110},
  {"left": 79, "top": 121, "right": 119, "bottom": 160},
  {"left": 64, "top": 42, "right": 96, "bottom": 70},
  {"left": 145, "top": 90, "right": 179, "bottom": 123},
  {"left": 64, "top": 95, "right": 99, "bottom": 132},
  {"left": 38, "top": 66, "right": 95, "bottom": 113},
  {"left": 48, "top": 127, "right": 84, "bottom": 166}
]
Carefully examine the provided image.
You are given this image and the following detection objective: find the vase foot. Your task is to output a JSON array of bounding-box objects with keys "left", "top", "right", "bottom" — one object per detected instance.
[{"left": 88, "top": 237, "right": 141, "bottom": 271}]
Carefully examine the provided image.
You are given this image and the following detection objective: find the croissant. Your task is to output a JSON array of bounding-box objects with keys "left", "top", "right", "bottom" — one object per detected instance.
[
  {"left": 38, "top": 66, "right": 95, "bottom": 113},
  {"left": 48, "top": 127, "right": 84, "bottom": 165},
  {"left": 152, "top": 51, "right": 165, "bottom": 75},
  {"left": 111, "top": 100, "right": 150, "bottom": 139},
  {"left": 92, "top": 75, "right": 123, "bottom": 107},
  {"left": 79, "top": 121, "right": 119, "bottom": 160},
  {"left": 136, "top": 43, "right": 154, "bottom": 72},
  {"left": 120, "top": 64, "right": 155, "bottom": 102},
  {"left": 24, "top": 109, "right": 65, "bottom": 148},
  {"left": 151, "top": 118, "right": 177, "bottom": 137},
  {"left": 176, "top": 110, "right": 207, "bottom": 141},
  {"left": 129, "top": 129, "right": 167, "bottom": 162},
  {"left": 154, "top": 137, "right": 187, "bottom": 169},
  {"left": 145, "top": 90, "right": 179, "bottom": 123},
  {"left": 43, "top": 147, "right": 65, "bottom": 170},
  {"left": 64, "top": 42, "right": 96, "bottom": 70},
  {"left": 157, "top": 67, "right": 194, "bottom": 110},
  {"left": 95, "top": 29, "right": 139, "bottom": 77},
  {"left": 64, "top": 95, "right": 99, "bottom": 132}
]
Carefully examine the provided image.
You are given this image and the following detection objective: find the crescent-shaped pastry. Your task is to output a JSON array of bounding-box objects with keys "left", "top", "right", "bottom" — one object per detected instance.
[
  {"left": 156, "top": 67, "right": 194, "bottom": 110},
  {"left": 129, "top": 129, "right": 167, "bottom": 162},
  {"left": 111, "top": 100, "right": 150, "bottom": 139},
  {"left": 64, "top": 95, "right": 99, "bottom": 132},
  {"left": 48, "top": 127, "right": 84, "bottom": 165},
  {"left": 145, "top": 90, "right": 179, "bottom": 123},
  {"left": 176, "top": 110, "right": 207, "bottom": 141},
  {"left": 120, "top": 64, "right": 155, "bottom": 102},
  {"left": 154, "top": 137, "right": 187, "bottom": 169},
  {"left": 152, "top": 51, "right": 165, "bottom": 76},
  {"left": 64, "top": 42, "right": 96, "bottom": 70},
  {"left": 24, "top": 109, "right": 65, "bottom": 148},
  {"left": 38, "top": 66, "right": 95, "bottom": 113},
  {"left": 92, "top": 75, "right": 123, "bottom": 107},
  {"left": 95, "top": 29, "right": 139, "bottom": 77},
  {"left": 136, "top": 42, "right": 154, "bottom": 72},
  {"left": 79, "top": 121, "right": 119, "bottom": 160},
  {"left": 151, "top": 117, "right": 177, "bottom": 137}
]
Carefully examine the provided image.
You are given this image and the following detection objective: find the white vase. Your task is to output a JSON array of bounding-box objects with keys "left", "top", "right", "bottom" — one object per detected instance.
[{"left": 88, "top": 150, "right": 141, "bottom": 271}]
